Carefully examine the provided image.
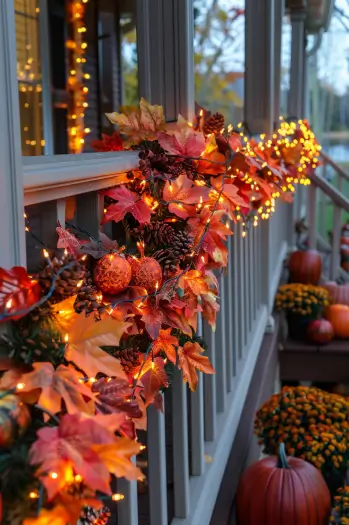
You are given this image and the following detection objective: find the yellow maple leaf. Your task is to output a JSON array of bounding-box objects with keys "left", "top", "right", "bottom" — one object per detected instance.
[
  {"left": 93, "top": 437, "right": 144, "bottom": 480},
  {"left": 106, "top": 97, "right": 165, "bottom": 146},
  {"left": 65, "top": 316, "right": 130, "bottom": 379},
  {"left": 54, "top": 298, "right": 131, "bottom": 379}
]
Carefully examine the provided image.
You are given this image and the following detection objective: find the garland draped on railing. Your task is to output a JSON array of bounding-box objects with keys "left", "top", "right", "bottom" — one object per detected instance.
[{"left": 0, "top": 99, "right": 320, "bottom": 524}]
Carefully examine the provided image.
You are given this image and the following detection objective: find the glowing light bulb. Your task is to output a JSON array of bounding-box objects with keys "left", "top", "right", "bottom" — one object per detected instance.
[
  {"left": 112, "top": 494, "right": 124, "bottom": 502},
  {"left": 6, "top": 299, "right": 12, "bottom": 309},
  {"left": 50, "top": 472, "right": 58, "bottom": 479},
  {"left": 16, "top": 383, "right": 25, "bottom": 390}
]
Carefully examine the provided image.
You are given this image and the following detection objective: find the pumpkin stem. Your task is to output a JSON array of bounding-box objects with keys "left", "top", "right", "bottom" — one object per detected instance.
[{"left": 277, "top": 443, "right": 290, "bottom": 469}]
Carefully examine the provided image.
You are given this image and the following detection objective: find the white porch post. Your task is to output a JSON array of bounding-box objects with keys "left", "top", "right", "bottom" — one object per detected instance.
[
  {"left": 288, "top": 5, "right": 307, "bottom": 118},
  {"left": 0, "top": 0, "right": 26, "bottom": 268},
  {"left": 288, "top": 4, "right": 307, "bottom": 237},
  {"left": 245, "top": 0, "right": 280, "bottom": 316},
  {"left": 136, "top": 0, "right": 195, "bottom": 119},
  {"left": 274, "top": 1, "right": 285, "bottom": 122}
]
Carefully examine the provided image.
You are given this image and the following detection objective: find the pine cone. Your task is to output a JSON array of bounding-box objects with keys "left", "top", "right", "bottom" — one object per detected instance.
[
  {"left": 204, "top": 112, "right": 225, "bottom": 135},
  {"left": 113, "top": 348, "right": 142, "bottom": 376},
  {"left": 74, "top": 270, "right": 104, "bottom": 318},
  {"left": 1, "top": 329, "right": 65, "bottom": 366},
  {"left": 139, "top": 148, "right": 171, "bottom": 177},
  {"left": 153, "top": 229, "right": 194, "bottom": 273},
  {"left": 131, "top": 221, "right": 176, "bottom": 246},
  {"left": 38, "top": 255, "right": 86, "bottom": 304},
  {"left": 77, "top": 507, "right": 111, "bottom": 525}
]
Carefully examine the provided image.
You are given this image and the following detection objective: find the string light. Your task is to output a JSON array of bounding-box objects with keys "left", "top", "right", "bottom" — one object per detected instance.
[
  {"left": 112, "top": 493, "right": 124, "bottom": 502},
  {"left": 67, "top": 0, "right": 91, "bottom": 153}
]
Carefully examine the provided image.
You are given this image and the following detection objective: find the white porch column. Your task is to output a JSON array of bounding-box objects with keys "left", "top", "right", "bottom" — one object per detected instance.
[
  {"left": 136, "top": 0, "right": 195, "bottom": 119},
  {"left": 0, "top": 1, "right": 26, "bottom": 268},
  {"left": 288, "top": 5, "right": 307, "bottom": 233},
  {"left": 288, "top": 5, "right": 307, "bottom": 118},
  {"left": 245, "top": 0, "right": 275, "bottom": 135},
  {"left": 245, "top": 0, "right": 280, "bottom": 316},
  {"left": 274, "top": 1, "right": 285, "bottom": 121}
]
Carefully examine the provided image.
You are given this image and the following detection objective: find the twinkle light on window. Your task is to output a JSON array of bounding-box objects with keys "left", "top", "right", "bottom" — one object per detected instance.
[{"left": 66, "top": 0, "right": 91, "bottom": 153}]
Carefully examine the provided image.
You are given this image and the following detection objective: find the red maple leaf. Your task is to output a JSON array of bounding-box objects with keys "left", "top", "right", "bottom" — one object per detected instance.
[
  {"left": 29, "top": 413, "right": 141, "bottom": 499},
  {"left": 0, "top": 267, "right": 41, "bottom": 322},
  {"left": 162, "top": 173, "right": 209, "bottom": 219},
  {"left": 56, "top": 223, "right": 81, "bottom": 255},
  {"left": 157, "top": 115, "right": 206, "bottom": 157},
  {"left": 139, "top": 297, "right": 192, "bottom": 340},
  {"left": 102, "top": 186, "right": 152, "bottom": 225},
  {"left": 91, "top": 131, "right": 124, "bottom": 152}
]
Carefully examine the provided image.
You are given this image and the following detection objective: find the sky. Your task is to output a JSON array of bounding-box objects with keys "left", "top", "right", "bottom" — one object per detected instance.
[{"left": 317, "top": 0, "right": 349, "bottom": 95}]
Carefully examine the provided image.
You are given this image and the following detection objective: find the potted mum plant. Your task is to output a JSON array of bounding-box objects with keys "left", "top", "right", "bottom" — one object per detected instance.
[{"left": 275, "top": 283, "right": 330, "bottom": 341}]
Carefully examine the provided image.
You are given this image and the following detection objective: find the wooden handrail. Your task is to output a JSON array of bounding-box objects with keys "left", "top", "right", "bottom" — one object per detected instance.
[
  {"left": 309, "top": 172, "right": 349, "bottom": 213},
  {"left": 320, "top": 151, "right": 349, "bottom": 183}
]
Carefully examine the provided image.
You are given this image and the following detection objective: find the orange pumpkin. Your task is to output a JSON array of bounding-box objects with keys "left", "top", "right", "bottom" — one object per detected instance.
[
  {"left": 325, "top": 304, "right": 349, "bottom": 339},
  {"left": 288, "top": 250, "right": 322, "bottom": 285},
  {"left": 307, "top": 319, "right": 334, "bottom": 345},
  {"left": 322, "top": 281, "right": 349, "bottom": 306},
  {"left": 236, "top": 443, "right": 331, "bottom": 525}
]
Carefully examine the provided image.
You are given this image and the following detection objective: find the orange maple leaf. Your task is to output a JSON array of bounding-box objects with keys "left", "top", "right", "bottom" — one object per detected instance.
[
  {"left": 210, "top": 176, "right": 248, "bottom": 218},
  {"left": 138, "top": 357, "right": 168, "bottom": 406},
  {"left": 152, "top": 328, "right": 178, "bottom": 364},
  {"left": 188, "top": 208, "right": 232, "bottom": 266},
  {"left": 93, "top": 437, "right": 144, "bottom": 480},
  {"left": 19, "top": 362, "right": 95, "bottom": 418},
  {"left": 23, "top": 505, "right": 76, "bottom": 525},
  {"left": 178, "top": 342, "right": 215, "bottom": 392},
  {"left": 178, "top": 270, "right": 209, "bottom": 297}
]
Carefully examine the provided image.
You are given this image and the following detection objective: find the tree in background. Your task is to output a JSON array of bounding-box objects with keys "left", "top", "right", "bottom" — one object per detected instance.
[{"left": 194, "top": 0, "right": 245, "bottom": 123}]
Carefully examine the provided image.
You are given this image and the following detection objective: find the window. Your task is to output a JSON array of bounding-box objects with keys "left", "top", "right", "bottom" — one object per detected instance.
[
  {"left": 194, "top": 0, "right": 245, "bottom": 125},
  {"left": 15, "top": 0, "right": 44, "bottom": 156},
  {"left": 14, "top": 0, "right": 139, "bottom": 155}
]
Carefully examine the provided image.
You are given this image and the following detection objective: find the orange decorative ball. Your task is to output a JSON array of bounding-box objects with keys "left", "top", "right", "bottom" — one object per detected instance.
[
  {"left": 94, "top": 254, "right": 131, "bottom": 295},
  {"left": 132, "top": 257, "right": 162, "bottom": 293}
]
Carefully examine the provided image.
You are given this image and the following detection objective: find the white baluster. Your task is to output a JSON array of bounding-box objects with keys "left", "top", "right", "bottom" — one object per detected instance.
[{"left": 147, "top": 398, "right": 168, "bottom": 525}]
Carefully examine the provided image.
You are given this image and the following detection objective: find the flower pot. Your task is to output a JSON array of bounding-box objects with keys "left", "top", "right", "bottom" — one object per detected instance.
[{"left": 286, "top": 313, "right": 312, "bottom": 341}]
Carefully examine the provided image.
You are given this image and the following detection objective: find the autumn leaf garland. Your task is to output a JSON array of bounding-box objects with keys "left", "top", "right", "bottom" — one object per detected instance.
[{"left": 0, "top": 99, "right": 321, "bottom": 524}]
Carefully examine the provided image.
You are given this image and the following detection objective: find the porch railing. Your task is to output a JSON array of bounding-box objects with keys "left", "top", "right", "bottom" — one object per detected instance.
[
  {"left": 307, "top": 152, "right": 349, "bottom": 281},
  {"left": 23, "top": 160, "right": 290, "bottom": 525}
]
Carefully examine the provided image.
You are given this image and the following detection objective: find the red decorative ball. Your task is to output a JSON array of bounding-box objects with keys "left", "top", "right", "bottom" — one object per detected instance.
[
  {"left": 94, "top": 254, "right": 131, "bottom": 295},
  {"left": 307, "top": 319, "right": 334, "bottom": 345},
  {"left": 132, "top": 257, "right": 162, "bottom": 293}
]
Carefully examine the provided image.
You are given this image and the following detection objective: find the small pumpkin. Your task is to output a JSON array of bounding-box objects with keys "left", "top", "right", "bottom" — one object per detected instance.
[
  {"left": 307, "top": 319, "right": 334, "bottom": 345},
  {"left": 322, "top": 281, "right": 349, "bottom": 306},
  {"left": 325, "top": 304, "right": 349, "bottom": 339},
  {"left": 288, "top": 249, "right": 322, "bottom": 285},
  {"left": 236, "top": 443, "right": 331, "bottom": 525},
  {"left": 0, "top": 392, "right": 30, "bottom": 447}
]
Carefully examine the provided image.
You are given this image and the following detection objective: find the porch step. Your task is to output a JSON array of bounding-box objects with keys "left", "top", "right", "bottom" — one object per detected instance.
[{"left": 279, "top": 339, "right": 349, "bottom": 383}]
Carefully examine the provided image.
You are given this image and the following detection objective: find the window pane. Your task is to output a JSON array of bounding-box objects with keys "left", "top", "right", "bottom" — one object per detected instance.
[
  {"left": 194, "top": 0, "right": 245, "bottom": 125},
  {"left": 15, "top": 0, "right": 44, "bottom": 156},
  {"left": 14, "top": 0, "right": 139, "bottom": 155}
]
